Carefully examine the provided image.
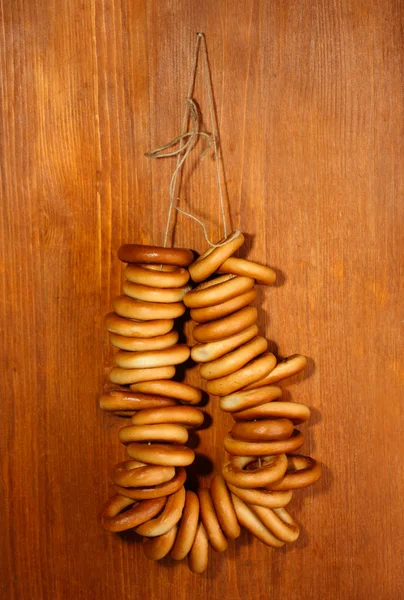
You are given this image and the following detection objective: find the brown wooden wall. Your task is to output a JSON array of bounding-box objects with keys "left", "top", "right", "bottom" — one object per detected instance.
[{"left": 1, "top": 1, "right": 403, "bottom": 599}]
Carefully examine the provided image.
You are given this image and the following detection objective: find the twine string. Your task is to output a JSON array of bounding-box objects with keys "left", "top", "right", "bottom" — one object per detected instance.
[{"left": 145, "top": 33, "right": 229, "bottom": 248}]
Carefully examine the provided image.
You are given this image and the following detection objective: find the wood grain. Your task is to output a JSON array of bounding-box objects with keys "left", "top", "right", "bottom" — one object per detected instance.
[{"left": 1, "top": 1, "right": 403, "bottom": 599}]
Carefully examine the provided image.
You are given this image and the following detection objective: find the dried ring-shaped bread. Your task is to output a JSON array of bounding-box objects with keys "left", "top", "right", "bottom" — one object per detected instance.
[
  {"left": 222, "top": 454, "right": 288, "bottom": 489},
  {"left": 118, "top": 423, "right": 189, "bottom": 445},
  {"left": 127, "top": 442, "right": 195, "bottom": 467},
  {"left": 210, "top": 475, "right": 240, "bottom": 539},
  {"left": 184, "top": 274, "right": 254, "bottom": 308},
  {"left": 219, "top": 385, "right": 282, "bottom": 413},
  {"left": 109, "top": 329, "right": 178, "bottom": 352},
  {"left": 124, "top": 263, "right": 190, "bottom": 288},
  {"left": 99, "top": 390, "right": 178, "bottom": 414},
  {"left": 232, "top": 400, "right": 310, "bottom": 424},
  {"left": 198, "top": 488, "right": 228, "bottom": 552},
  {"left": 191, "top": 324, "right": 258, "bottom": 362},
  {"left": 101, "top": 495, "right": 166, "bottom": 532},
  {"left": 188, "top": 231, "right": 244, "bottom": 282},
  {"left": 188, "top": 522, "right": 209, "bottom": 574},
  {"left": 142, "top": 524, "right": 178, "bottom": 561},
  {"left": 224, "top": 430, "right": 304, "bottom": 456},
  {"left": 112, "top": 460, "right": 175, "bottom": 488},
  {"left": 190, "top": 288, "right": 257, "bottom": 324},
  {"left": 269, "top": 455, "right": 322, "bottom": 490},
  {"left": 122, "top": 281, "right": 191, "bottom": 303},
  {"left": 217, "top": 256, "right": 276, "bottom": 285},
  {"left": 114, "top": 467, "right": 186, "bottom": 500},
  {"left": 192, "top": 306, "right": 258, "bottom": 343},
  {"left": 114, "top": 294, "right": 185, "bottom": 321},
  {"left": 206, "top": 353, "right": 277, "bottom": 396},
  {"left": 114, "top": 345, "right": 190, "bottom": 369},
  {"left": 171, "top": 490, "right": 200, "bottom": 561},
  {"left": 135, "top": 486, "right": 186, "bottom": 537},
  {"left": 245, "top": 354, "right": 307, "bottom": 389},
  {"left": 200, "top": 337, "right": 268, "bottom": 380},
  {"left": 130, "top": 380, "right": 202, "bottom": 405},
  {"left": 228, "top": 483, "right": 293, "bottom": 509},
  {"left": 109, "top": 365, "right": 175, "bottom": 385},
  {"left": 118, "top": 244, "right": 194, "bottom": 267},
  {"left": 131, "top": 406, "right": 204, "bottom": 429},
  {"left": 105, "top": 313, "right": 174, "bottom": 338},
  {"left": 249, "top": 505, "right": 300, "bottom": 543},
  {"left": 230, "top": 418, "right": 294, "bottom": 442},
  {"left": 230, "top": 494, "right": 285, "bottom": 548}
]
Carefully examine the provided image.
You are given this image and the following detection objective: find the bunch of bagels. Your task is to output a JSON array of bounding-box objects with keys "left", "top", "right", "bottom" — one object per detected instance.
[{"left": 99, "top": 231, "right": 321, "bottom": 574}]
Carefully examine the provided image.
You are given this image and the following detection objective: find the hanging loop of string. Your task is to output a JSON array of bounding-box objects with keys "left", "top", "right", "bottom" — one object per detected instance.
[{"left": 145, "top": 33, "right": 229, "bottom": 248}]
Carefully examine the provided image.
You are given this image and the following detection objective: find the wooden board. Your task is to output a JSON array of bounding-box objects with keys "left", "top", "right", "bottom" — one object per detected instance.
[{"left": 1, "top": 1, "right": 403, "bottom": 598}]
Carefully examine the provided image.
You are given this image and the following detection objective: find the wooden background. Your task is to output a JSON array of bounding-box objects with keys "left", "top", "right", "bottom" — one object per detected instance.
[{"left": 1, "top": 1, "right": 403, "bottom": 599}]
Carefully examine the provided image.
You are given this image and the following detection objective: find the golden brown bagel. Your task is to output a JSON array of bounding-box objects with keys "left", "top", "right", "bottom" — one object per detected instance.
[
  {"left": 190, "top": 288, "right": 257, "bottom": 323},
  {"left": 188, "top": 231, "right": 244, "bottom": 282},
  {"left": 101, "top": 495, "right": 166, "bottom": 533},
  {"left": 217, "top": 256, "right": 276, "bottom": 285},
  {"left": 198, "top": 488, "right": 228, "bottom": 552},
  {"left": 222, "top": 455, "right": 288, "bottom": 489},
  {"left": 105, "top": 313, "right": 174, "bottom": 338},
  {"left": 210, "top": 475, "right": 240, "bottom": 539},
  {"left": 125, "top": 263, "right": 190, "bottom": 288},
  {"left": 118, "top": 244, "right": 194, "bottom": 266},
  {"left": 171, "top": 490, "right": 200, "bottom": 561}
]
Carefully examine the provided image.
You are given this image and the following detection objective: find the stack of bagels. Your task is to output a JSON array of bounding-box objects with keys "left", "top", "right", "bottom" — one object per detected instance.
[{"left": 99, "top": 232, "right": 321, "bottom": 573}]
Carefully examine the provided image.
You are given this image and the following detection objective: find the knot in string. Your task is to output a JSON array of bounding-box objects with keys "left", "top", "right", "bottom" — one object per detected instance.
[{"left": 145, "top": 33, "right": 228, "bottom": 249}]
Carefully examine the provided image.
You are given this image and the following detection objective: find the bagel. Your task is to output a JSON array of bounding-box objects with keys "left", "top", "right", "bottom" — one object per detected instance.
[
  {"left": 184, "top": 274, "right": 254, "bottom": 308},
  {"left": 130, "top": 380, "right": 202, "bottom": 405},
  {"left": 230, "top": 418, "right": 294, "bottom": 442},
  {"left": 191, "top": 324, "right": 258, "bottom": 362},
  {"left": 124, "top": 263, "right": 190, "bottom": 288},
  {"left": 118, "top": 244, "right": 194, "bottom": 266},
  {"left": 112, "top": 460, "right": 175, "bottom": 488},
  {"left": 230, "top": 494, "right": 285, "bottom": 548},
  {"left": 198, "top": 488, "right": 228, "bottom": 552},
  {"left": 269, "top": 455, "right": 322, "bottom": 490},
  {"left": 188, "top": 522, "right": 209, "bottom": 573},
  {"left": 210, "top": 475, "right": 240, "bottom": 539},
  {"left": 206, "top": 353, "right": 277, "bottom": 396},
  {"left": 171, "top": 490, "right": 200, "bottom": 560},
  {"left": 142, "top": 525, "right": 178, "bottom": 560},
  {"left": 222, "top": 454, "right": 288, "bottom": 489},
  {"left": 192, "top": 306, "right": 258, "bottom": 343},
  {"left": 135, "top": 486, "right": 186, "bottom": 537},
  {"left": 114, "top": 293, "right": 185, "bottom": 321},
  {"left": 99, "top": 390, "right": 178, "bottom": 414},
  {"left": 109, "top": 365, "right": 175, "bottom": 385},
  {"left": 199, "top": 337, "right": 268, "bottom": 380},
  {"left": 127, "top": 442, "right": 195, "bottom": 467},
  {"left": 217, "top": 256, "right": 276, "bottom": 285},
  {"left": 190, "top": 288, "right": 257, "bottom": 324},
  {"left": 122, "top": 280, "right": 191, "bottom": 303},
  {"left": 109, "top": 329, "right": 179, "bottom": 351},
  {"left": 131, "top": 406, "right": 204, "bottom": 429},
  {"left": 219, "top": 385, "right": 282, "bottom": 413},
  {"left": 249, "top": 505, "right": 299, "bottom": 543},
  {"left": 114, "top": 345, "right": 190, "bottom": 369},
  {"left": 188, "top": 231, "right": 245, "bottom": 282},
  {"left": 114, "top": 467, "right": 186, "bottom": 500},
  {"left": 105, "top": 312, "right": 174, "bottom": 338},
  {"left": 245, "top": 354, "right": 307, "bottom": 389},
  {"left": 118, "top": 423, "right": 189, "bottom": 445},
  {"left": 223, "top": 430, "right": 304, "bottom": 456},
  {"left": 228, "top": 483, "right": 293, "bottom": 508},
  {"left": 232, "top": 400, "right": 310, "bottom": 424},
  {"left": 101, "top": 495, "right": 166, "bottom": 533}
]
